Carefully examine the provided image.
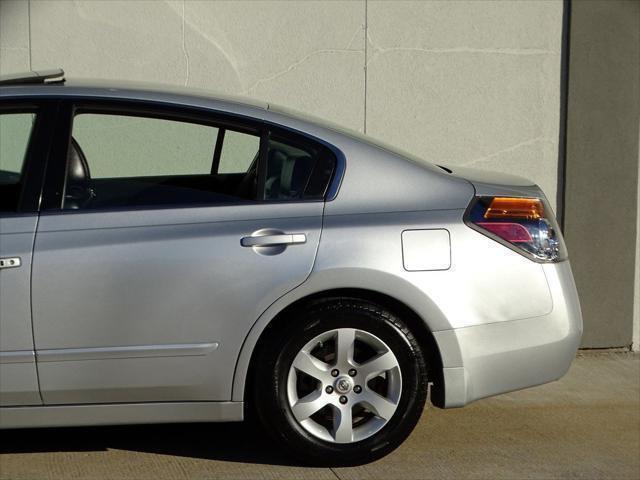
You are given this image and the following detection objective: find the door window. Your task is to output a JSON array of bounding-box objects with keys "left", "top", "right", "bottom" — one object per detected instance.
[
  {"left": 0, "top": 112, "right": 36, "bottom": 212},
  {"left": 73, "top": 114, "right": 218, "bottom": 178},
  {"left": 62, "top": 109, "right": 337, "bottom": 211},
  {"left": 64, "top": 112, "right": 260, "bottom": 210}
]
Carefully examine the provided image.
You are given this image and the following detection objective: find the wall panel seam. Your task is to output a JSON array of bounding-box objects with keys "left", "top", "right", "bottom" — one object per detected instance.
[
  {"left": 27, "top": 0, "right": 32, "bottom": 71},
  {"left": 364, "top": 0, "right": 368, "bottom": 134}
]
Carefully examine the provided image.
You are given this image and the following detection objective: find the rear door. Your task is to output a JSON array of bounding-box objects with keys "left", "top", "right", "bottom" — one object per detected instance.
[
  {"left": 0, "top": 103, "right": 53, "bottom": 406},
  {"left": 32, "top": 101, "right": 336, "bottom": 404}
]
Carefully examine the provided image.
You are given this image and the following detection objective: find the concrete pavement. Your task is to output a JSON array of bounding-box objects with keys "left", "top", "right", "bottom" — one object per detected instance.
[{"left": 0, "top": 351, "right": 638, "bottom": 479}]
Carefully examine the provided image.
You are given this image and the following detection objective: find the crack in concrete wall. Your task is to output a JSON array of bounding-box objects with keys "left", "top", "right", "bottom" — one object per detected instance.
[
  {"left": 461, "top": 137, "right": 554, "bottom": 167},
  {"left": 242, "top": 48, "right": 363, "bottom": 95},
  {"left": 365, "top": 29, "right": 560, "bottom": 68},
  {"left": 181, "top": 0, "right": 189, "bottom": 87}
]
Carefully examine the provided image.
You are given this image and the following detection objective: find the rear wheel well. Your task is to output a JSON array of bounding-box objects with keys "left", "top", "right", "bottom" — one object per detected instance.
[{"left": 244, "top": 288, "right": 445, "bottom": 415}]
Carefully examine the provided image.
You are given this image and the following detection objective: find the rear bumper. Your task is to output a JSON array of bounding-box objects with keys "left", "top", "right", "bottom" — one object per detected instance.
[{"left": 433, "top": 261, "right": 582, "bottom": 408}]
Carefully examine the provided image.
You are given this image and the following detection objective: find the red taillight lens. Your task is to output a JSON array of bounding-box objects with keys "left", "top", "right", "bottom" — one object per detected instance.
[
  {"left": 467, "top": 196, "right": 567, "bottom": 262},
  {"left": 475, "top": 222, "right": 533, "bottom": 243}
]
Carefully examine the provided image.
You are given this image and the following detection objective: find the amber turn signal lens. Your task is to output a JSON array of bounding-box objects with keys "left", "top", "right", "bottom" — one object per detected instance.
[{"left": 484, "top": 197, "right": 544, "bottom": 220}]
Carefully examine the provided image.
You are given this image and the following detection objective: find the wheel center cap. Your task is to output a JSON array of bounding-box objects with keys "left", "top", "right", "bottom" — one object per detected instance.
[{"left": 334, "top": 376, "right": 353, "bottom": 394}]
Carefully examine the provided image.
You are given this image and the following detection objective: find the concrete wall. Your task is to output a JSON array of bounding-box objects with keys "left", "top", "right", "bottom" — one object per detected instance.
[
  {"left": 0, "top": 0, "right": 564, "bottom": 211},
  {"left": 6, "top": 0, "right": 638, "bottom": 348},
  {"left": 564, "top": 0, "right": 640, "bottom": 348}
]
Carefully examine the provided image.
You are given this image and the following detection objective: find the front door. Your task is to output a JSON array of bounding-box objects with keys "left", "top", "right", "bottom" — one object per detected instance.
[
  {"left": 0, "top": 215, "right": 40, "bottom": 406},
  {"left": 31, "top": 103, "right": 335, "bottom": 404},
  {"left": 0, "top": 107, "right": 48, "bottom": 406}
]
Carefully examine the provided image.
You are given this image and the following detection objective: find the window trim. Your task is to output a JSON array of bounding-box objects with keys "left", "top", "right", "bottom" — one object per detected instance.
[
  {"left": 210, "top": 128, "right": 226, "bottom": 174},
  {"left": 257, "top": 130, "right": 270, "bottom": 201},
  {"left": 40, "top": 99, "right": 342, "bottom": 214}
]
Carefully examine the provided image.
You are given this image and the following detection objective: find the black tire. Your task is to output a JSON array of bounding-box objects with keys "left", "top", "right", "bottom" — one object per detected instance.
[{"left": 253, "top": 297, "right": 429, "bottom": 466}]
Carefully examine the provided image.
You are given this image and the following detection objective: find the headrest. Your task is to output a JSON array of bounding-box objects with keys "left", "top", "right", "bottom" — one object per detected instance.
[{"left": 67, "top": 138, "right": 90, "bottom": 182}]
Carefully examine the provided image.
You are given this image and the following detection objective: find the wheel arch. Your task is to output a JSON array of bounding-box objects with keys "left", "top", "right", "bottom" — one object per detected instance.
[{"left": 233, "top": 282, "right": 451, "bottom": 409}]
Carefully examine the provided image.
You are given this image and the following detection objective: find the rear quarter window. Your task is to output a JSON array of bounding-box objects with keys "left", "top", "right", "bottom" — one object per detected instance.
[{"left": 263, "top": 132, "right": 336, "bottom": 201}]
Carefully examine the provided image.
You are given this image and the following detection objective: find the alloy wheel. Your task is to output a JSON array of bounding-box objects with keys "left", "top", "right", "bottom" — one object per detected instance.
[{"left": 286, "top": 328, "right": 402, "bottom": 443}]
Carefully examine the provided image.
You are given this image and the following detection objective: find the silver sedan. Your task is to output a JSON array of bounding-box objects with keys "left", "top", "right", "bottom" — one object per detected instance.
[{"left": 0, "top": 69, "right": 582, "bottom": 465}]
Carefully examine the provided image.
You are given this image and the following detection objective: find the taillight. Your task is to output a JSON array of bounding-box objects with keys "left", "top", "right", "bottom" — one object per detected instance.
[{"left": 466, "top": 196, "right": 567, "bottom": 262}]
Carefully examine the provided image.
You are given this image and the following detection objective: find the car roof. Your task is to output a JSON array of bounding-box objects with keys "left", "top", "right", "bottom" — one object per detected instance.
[{"left": 1, "top": 78, "right": 267, "bottom": 110}]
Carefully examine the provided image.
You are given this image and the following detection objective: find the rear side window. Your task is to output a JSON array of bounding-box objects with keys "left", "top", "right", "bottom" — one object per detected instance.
[
  {"left": 64, "top": 112, "right": 260, "bottom": 210},
  {"left": 62, "top": 109, "right": 337, "bottom": 211},
  {"left": 0, "top": 111, "right": 36, "bottom": 212}
]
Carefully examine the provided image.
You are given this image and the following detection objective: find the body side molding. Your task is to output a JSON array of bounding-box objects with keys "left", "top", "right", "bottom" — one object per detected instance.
[{"left": 36, "top": 342, "right": 219, "bottom": 362}]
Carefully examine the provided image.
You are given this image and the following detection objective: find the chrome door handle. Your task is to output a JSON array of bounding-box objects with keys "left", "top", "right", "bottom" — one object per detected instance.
[
  {"left": 241, "top": 233, "right": 306, "bottom": 247},
  {"left": 0, "top": 257, "right": 21, "bottom": 270}
]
